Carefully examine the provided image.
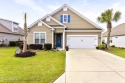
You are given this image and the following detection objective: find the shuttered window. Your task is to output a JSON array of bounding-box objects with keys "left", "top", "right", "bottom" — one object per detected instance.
[{"left": 60, "top": 14, "right": 70, "bottom": 23}]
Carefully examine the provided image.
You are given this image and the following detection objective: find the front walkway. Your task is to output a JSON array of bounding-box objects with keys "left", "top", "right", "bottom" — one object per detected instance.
[{"left": 54, "top": 49, "right": 125, "bottom": 83}]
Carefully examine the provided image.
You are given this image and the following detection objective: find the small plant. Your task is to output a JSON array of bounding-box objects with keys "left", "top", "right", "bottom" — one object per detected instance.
[
  {"left": 44, "top": 43, "right": 52, "bottom": 50},
  {"left": 111, "top": 45, "right": 115, "bottom": 47},
  {"left": 15, "top": 51, "right": 36, "bottom": 57},
  {"left": 96, "top": 44, "right": 107, "bottom": 50},
  {"left": 65, "top": 46, "right": 69, "bottom": 51},
  {"left": 29, "top": 44, "right": 43, "bottom": 50},
  {"left": 96, "top": 46, "right": 99, "bottom": 49}
]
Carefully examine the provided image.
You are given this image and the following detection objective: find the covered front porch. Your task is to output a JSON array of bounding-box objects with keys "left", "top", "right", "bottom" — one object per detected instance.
[
  {"left": 52, "top": 28, "right": 65, "bottom": 50},
  {"left": 54, "top": 33, "right": 65, "bottom": 50}
]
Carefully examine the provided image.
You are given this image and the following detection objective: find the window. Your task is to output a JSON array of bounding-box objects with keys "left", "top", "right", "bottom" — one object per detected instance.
[
  {"left": 34, "top": 32, "right": 46, "bottom": 44},
  {"left": 13, "top": 23, "right": 19, "bottom": 32},
  {"left": 60, "top": 14, "right": 70, "bottom": 23},
  {"left": 63, "top": 15, "right": 68, "bottom": 23}
]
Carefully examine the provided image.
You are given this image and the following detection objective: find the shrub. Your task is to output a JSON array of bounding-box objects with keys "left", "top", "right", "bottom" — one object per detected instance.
[
  {"left": 9, "top": 41, "right": 23, "bottom": 46},
  {"left": 96, "top": 46, "right": 99, "bottom": 49},
  {"left": 9, "top": 41, "right": 17, "bottom": 46},
  {"left": 29, "top": 44, "right": 43, "bottom": 50},
  {"left": 44, "top": 43, "right": 52, "bottom": 50},
  {"left": 19, "top": 44, "right": 29, "bottom": 50},
  {"left": 111, "top": 45, "right": 115, "bottom": 47},
  {"left": 96, "top": 44, "right": 107, "bottom": 50},
  {"left": 65, "top": 46, "right": 69, "bottom": 51},
  {"left": 15, "top": 51, "right": 36, "bottom": 57}
]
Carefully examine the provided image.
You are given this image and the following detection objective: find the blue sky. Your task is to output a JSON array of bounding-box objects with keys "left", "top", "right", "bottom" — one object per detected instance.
[{"left": 0, "top": 0, "right": 125, "bottom": 30}]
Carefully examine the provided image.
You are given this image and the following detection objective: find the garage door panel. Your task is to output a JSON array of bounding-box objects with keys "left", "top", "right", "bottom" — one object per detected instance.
[{"left": 67, "top": 35, "right": 98, "bottom": 48}]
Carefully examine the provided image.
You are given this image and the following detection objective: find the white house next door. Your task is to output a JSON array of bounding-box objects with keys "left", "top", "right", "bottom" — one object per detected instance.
[{"left": 67, "top": 35, "right": 98, "bottom": 48}]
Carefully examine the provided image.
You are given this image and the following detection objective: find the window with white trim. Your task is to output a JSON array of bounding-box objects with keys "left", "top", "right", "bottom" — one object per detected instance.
[
  {"left": 13, "top": 23, "right": 19, "bottom": 32},
  {"left": 34, "top": 32, "right": 46, "bottom": 44},
  {"left": 63, "top": 14, "right": 68, "bottom": 23}
]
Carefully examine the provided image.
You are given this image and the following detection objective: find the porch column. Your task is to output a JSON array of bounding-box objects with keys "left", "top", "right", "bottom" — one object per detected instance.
[
  {"left": 63, "top": 29, "right": 65, "bottom": 50},
  {"left": 52, "top": 30, "right": 54, "bottom": 49}
]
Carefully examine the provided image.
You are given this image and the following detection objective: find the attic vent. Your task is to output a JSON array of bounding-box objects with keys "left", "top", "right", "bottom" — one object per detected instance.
[
  {"left": 63, "top": 7, "right": 67, "bottom": 11},
  {"left": 46, "top": 17, "right": 50, "bottom": 21},
  {"left": 38, "top": 21, "right": 42, "bottom": 26}
]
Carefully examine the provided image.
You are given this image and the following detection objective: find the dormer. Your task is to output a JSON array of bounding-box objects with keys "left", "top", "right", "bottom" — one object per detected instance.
[{"left": 12, "top": 22, "right": 19, "bottom": 32}]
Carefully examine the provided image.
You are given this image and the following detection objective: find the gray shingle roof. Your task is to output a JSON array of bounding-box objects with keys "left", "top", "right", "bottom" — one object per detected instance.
[{"left": 102, "top": 23, "right": 125, "bottom": 37}]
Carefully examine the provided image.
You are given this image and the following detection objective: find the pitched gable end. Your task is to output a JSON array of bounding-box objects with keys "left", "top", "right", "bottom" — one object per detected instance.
[{"left": 50, "top": 4, "right": 103, "bottom": 30}]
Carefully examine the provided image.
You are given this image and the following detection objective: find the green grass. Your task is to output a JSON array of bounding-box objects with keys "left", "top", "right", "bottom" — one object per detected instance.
[
  {"left": 105, "top": 47, "right": 125, "bottom": 58},
  {"left": 0, "top": 47, "right": 65, "bottom": 83}
]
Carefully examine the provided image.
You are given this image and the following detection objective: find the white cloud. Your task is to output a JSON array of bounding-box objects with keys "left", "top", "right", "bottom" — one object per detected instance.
[{"left": 14, "top": 0, "right": 46, "bottom": 14}]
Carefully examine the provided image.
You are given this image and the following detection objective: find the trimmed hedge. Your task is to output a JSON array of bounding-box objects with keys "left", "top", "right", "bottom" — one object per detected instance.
[
  {"left": 15, "top": 51, "right": 36, "bottom": 57},
  {"left": 9, "top": 41, "right": 23, "bottom": 46},
  {"left": 29, "top": 44, "right": 43, "bottom": 50},
  {"left": 111, "top": 45, "right": 115, "bottom": 47},
  {"left": 44, "top": 43, "right": 52, "bottom": 50}
]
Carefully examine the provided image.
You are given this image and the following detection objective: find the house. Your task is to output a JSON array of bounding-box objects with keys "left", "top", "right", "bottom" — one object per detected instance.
[
  {"left": 0, "top": 18, "right": 24, "bottom": 45},
  {"left": 102, "top": 23, "right": 125, "bottom": 48},
  {"left": 27, "top": 4, "right": 103, "bottom": 49}
]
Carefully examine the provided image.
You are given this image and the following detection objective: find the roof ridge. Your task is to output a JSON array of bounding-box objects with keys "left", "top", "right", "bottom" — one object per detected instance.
[
  {"left": 28, "top": 4, "right": 103, "bottom": 30},
  {"left": 0, "top": 18, "right": 19, "bottom": 24}
]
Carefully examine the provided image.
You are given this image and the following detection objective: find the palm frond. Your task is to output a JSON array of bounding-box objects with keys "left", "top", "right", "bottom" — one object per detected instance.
[{"left": 113, "top": 11, "right": 121, "bottom": 22}]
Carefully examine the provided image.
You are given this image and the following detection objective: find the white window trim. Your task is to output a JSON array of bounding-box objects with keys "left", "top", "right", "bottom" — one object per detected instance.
[
  {"left": 33, "top": 32, "right": 46, "bottom": 44},
  {"left": 63, "top": 14, "right": 68, "bottom": 23},
  {"left": 12, "top": 22, "right": 19, "bottom": 32}
]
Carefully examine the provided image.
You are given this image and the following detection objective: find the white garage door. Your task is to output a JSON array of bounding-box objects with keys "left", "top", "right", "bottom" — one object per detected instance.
[{"left": 67, "top": 35, "right": 98, "bottom": 48}]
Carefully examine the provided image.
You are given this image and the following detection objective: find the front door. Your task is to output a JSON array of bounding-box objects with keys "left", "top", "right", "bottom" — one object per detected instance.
[{"left": 56, "top": 34, "right": 62, "bottom": 47}]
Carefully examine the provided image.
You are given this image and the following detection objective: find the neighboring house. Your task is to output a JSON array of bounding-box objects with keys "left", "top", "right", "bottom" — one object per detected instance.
[
  {"left": 102, "top": 23, "right": 125, "bottom": 48},
  {"left": 27, "top": 4, "right": 103, "bottom": 49},
  {"left": 0, "top": 18, "right": 24, "bottom": 45}
]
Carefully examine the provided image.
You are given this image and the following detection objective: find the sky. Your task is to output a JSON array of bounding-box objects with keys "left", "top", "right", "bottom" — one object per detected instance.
[{"left": 0, "top": 0, "right": 125, "bottom": 31}]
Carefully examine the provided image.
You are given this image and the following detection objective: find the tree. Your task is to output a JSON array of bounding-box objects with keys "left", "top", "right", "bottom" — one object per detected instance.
[
  {"left": 23, "top": 13, "right": 27, "bottom": 52},
  {"left": 97, "top": 9, "right": 121, "bottom": 49}
]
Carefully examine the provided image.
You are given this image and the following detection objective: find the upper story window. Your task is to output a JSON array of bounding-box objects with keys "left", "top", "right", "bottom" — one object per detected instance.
[
  {"left": 13, "top": 23, "right": 19, "bottom": 32},
  {"left": 60, "top": 14, "right": 70, "bottom": 23}
]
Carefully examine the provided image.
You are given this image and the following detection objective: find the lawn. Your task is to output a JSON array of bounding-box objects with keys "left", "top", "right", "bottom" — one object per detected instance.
[
  {"left": 0, "top": 47, "right": 65, "bottom": 83},
  {"left": 105, "top": 47, "right": 125, "bottom": 58}
]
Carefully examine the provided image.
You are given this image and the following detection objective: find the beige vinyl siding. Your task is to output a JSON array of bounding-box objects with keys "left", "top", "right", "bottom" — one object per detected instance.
[
  {"left": 52, "top": 9, "right": 97, "bottom": 29},
  {"left": 65, "top": 32, "right": 101, "bottom": 46},
  {"left": 43, "top": 19, "right": 59, "bottom": 26},
  {"left": 27, "top": 24, "right": 52, "bottom": 44},
  {"left": 54, "top": 28, "right": 64, "bottom": 33}
]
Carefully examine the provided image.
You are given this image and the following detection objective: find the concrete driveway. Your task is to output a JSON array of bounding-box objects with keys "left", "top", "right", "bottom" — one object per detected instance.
[{"left": 65, "top": 49, "right": 125, "bottom": 83}]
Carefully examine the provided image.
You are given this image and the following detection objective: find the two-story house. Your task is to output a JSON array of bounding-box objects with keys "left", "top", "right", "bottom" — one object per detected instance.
[{"left": 0, "top": 18, "right": 24, "bottom": 44}]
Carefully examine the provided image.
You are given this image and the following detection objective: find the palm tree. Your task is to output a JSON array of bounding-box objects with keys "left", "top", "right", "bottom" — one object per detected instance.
[
  {"left": 97, "top": 9, "right": 121, "bottom": 49},
  {"left": 23, "top": 13, "right": 27, "bottom": 52}
]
